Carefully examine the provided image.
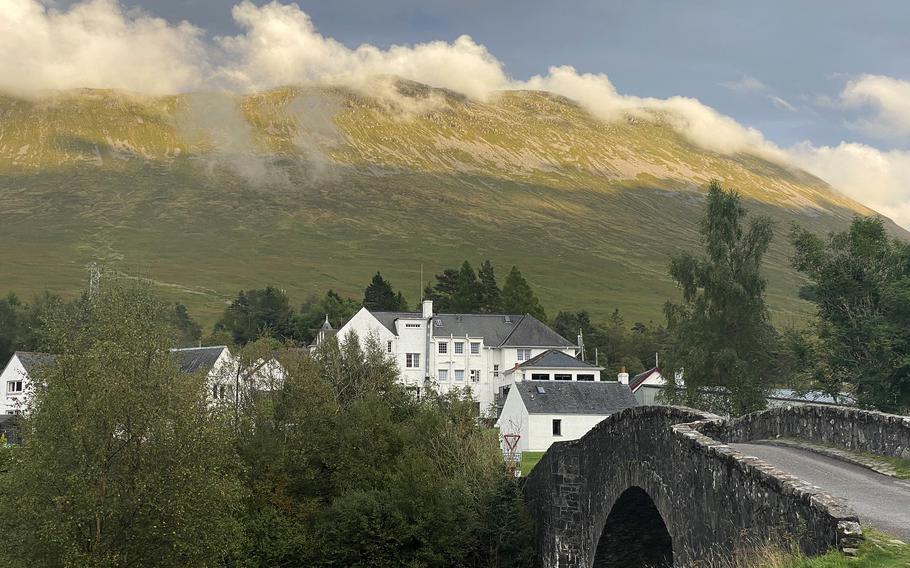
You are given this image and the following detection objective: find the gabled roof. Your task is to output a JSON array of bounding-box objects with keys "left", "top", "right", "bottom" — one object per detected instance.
[
  {"left": 171, "top": 346, "right": 227, "bottom": 375},
  {"left": 630, "top": 367, "right": 662, "bottom": 392},
  {"left": 367, "top": 311, "right": 574, "bottom": 348},
  {"left": 516, "top": 349, "right": 601, "bottom": 370},
  {"left": 515, "top": 381, "right": 637, "bottom": 415},
  {"left": 13, "top": 351, "right": 57, "bottom": 375}
]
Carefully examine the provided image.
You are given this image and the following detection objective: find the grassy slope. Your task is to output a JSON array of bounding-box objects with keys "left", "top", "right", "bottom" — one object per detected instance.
[{"left": 0, "top": 83, "right": 902, "bottom": 326}]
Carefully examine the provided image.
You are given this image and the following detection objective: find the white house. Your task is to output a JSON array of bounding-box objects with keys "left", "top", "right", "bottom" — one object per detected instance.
[
  {"left": 496, "top": 380, "right": 637, "bottom": 453},
  {"left": 333, "top": 300, "right": 578, "bottom": 416},
  {"left": 1, "top": 352, "right": 56, "bottom": 415},
  {"left": 171, "top": 346, "right": 237, "bottom": 402}
]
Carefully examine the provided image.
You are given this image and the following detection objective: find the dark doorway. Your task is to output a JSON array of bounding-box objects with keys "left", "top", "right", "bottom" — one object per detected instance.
[{"left": 592, "top": 486, "right": 673, "bottom": 567}]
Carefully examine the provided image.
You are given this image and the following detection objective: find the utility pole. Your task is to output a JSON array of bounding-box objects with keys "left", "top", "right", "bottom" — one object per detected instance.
[{"left": 88, "top": 262, "right": 101, "bottom": 299}]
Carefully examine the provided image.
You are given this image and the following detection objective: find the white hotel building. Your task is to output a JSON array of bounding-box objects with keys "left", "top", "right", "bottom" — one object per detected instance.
[{"left": 335, "top": 300, "right": 606, "bottom": 415}]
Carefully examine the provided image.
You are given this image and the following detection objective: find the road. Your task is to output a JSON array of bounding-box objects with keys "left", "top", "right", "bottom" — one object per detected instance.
[{"left": 731, "top": 443, "right": 910, "bottom": 542}]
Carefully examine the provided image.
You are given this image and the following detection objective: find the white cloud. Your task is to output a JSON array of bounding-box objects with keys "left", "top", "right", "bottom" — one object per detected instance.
[
  {"left": 840, "top": 74, "right": 910, "bottom": 139},
  {"left": 769, "top": 95, "right": 797, "bottom": 112},
  {"left": 788, "top": 142, "right": 910, "bottom": 227},
  {"left": 0, "top": 0, "right": 209, "bottom": 94},
  {"left": 720, "top": 75, "right": 767, "bottom": 93}
]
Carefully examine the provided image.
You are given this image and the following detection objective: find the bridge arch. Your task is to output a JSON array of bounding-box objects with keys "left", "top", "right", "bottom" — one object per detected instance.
[
  {"left": 593, "top": 486, "right": 672, "bottom": 568},
  {"left": 523, "top": 405, "right": 863, "bottom": 567}
]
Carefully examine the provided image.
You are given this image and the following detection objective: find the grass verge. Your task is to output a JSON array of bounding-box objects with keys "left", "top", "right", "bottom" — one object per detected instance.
[{"left": 520, "top": 451, "right": 545, "bottom": 475}]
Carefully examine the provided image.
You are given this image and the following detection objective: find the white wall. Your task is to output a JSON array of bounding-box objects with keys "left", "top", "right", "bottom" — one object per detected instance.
[
  {"left": 527, "top": 413, "right": 610, "bottom": 452},
  {"left": 496, "top": 386, "right": 530, "bottom": 453},
  {"left": 0, "top": 355, "right": 29, "bottom": 415}
]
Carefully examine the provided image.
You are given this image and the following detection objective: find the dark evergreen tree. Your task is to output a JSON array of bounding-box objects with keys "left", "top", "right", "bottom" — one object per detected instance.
[
  {"left": 294, "top": 290, "right": 361, "bottom": 343},
  {"left": 477, "top": 260, "right": 502, "bottom": 313},
  {"left": 215, "top": 286, "right": 294, "bottom": 345},
  {"left": 500, "top": 266, "right": 547, "bottom": 321},
  {"left": 363, "top": 272, "right": 407, "bottom": 311},
  {"left": 171, "top": 302, "right": 202, "bottom": 347},
  {"left": 450, "top": 261, "right": 481, "bottom": 313},
  {"left": 663, "top": 181, "right": 778, "bottom": 415},
  {"left": 423, "top": 268, "right": 460, "bottom": 312}
]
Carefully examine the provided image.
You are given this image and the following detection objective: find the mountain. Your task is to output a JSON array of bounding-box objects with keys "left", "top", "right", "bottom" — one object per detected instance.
[{"left": 0, "top": 80, "right": 901, "bottom": 326}]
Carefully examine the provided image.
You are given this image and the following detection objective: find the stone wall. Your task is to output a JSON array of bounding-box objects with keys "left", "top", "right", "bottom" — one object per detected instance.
[
  {"left": 523, "top": 406, "right": 863, "bottom": 568},
  {"left": 704, "top": 404, "right": 910, "bottom": 459}
]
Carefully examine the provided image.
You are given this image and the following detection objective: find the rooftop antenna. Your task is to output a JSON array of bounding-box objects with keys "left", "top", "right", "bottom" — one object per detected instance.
[
  {"left": 595, "top": 347, "right": 599, "bottom": 367},
  {"left": 420, "top": 263, "right": 424, "bottom": 301},
  {"left": 577, "top": 328, "right": 585, "bottom": 361}
]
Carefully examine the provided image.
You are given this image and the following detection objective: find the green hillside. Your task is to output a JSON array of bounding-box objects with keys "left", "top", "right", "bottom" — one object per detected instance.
[{"left": 0, "top": 81, "right": 900, "bottom": 326}]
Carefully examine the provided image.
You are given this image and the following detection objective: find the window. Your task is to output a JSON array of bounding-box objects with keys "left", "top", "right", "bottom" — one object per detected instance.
[
  {"left": 555, "top": 374, "right": 572, "bottom": 381},
  {"left": 470, "top": 342, "right": 480, "bottom": 355},
  {"left": 531, "top": 373, "right": 550, "bottom": 381},
  {"left": 387, "top": 340, "right": 393, "bottom": 353},
  {"left": 438, "top": 369, "right": 448, "bottom": 381},
  {"left": 212, "top": 384, "right": 219, "bottom": 400},
  {"left": 516, "top": 349, "right": 531, "bottom": 362},
  {"left": 454, "top": 369, "right": 465, "bottom": 381},
  {"left": 405, "top": 323, "right": 421, "bottom": 328},
  {"left": 406, "top": 353, "right": 421, "bottom": 368},
  {"left": 493, "top": 364, "right": 499, "bottom": 378},
  {"left": 6, "top": 380, "right": 23, "bottom": 393},
  {"left": 470, "top": 369, "right": 480, "bottom": 382},
  {"left": 577, "top": 374, "right": 595, "bottom": 381},
  {"left": 438, "top": 342, "right": 448, "bottom": 354},
  {"left": 454, "top": 342, "right": 464, "bottom": 354},
  {"left": 552, "top": 419, "right": 562, "bottom": 436}
]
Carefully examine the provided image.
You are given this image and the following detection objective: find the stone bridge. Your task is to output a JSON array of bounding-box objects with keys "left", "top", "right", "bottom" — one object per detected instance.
[{"left": 523, "top": 405, "right": 910, "bottom": 567}]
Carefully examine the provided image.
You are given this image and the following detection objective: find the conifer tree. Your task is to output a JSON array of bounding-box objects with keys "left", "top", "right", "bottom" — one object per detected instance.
[
  {"left": 500, "top": 266, "right": 547, "bottom": 321},
  {"left": 363, "top": 272, "right": 406, "bottom": 311},
  {"left": 450, "top": 261, "right": 481, "bottom": 313},
  {"left": 477, "top": 260, "right": 502, "bottom": 313}
]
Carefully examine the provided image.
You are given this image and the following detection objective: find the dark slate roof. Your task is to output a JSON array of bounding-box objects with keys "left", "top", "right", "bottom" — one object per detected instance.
[
  {"left": 14, "top": 351, "right": 57, "bottom": 374},
  {"left": 515, "top": 381, "right": 637, "bottom": 415},
  {"left": 171, "top": 346, "right": 226, "bottom": 374},
  {"left": 517, "top": 349, "right": 600, "bottom": 369},
  {"left": 369, "top": 311, "right": 575, "bottom": 348}
]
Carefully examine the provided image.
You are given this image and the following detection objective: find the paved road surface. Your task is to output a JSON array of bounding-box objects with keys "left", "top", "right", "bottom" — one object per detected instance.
[{"left": 731, "top": 443, "right": 910, "bottom": 541}]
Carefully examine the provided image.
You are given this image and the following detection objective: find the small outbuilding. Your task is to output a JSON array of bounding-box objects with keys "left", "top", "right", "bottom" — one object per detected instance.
[{"left": 497, "top": 380, "right": 637, "bottom": 453}]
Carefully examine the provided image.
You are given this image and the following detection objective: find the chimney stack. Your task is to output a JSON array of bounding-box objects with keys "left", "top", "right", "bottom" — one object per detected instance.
[
  {"left": 422, "top": 299, "right": 433, "bottom": 319},
  {"left": 618, "top": 366, "right": 630, "bottom": 385}
]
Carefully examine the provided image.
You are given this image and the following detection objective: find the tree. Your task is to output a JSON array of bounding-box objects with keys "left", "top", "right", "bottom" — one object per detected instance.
[
  {"left": 662, "top": 181, "right": 778, "bottom": 415},
  {"left": 423, "top": 268, "right": 460, "bottom": 312},
  {"left": 0, "top": 283, "right": 245, "bottom": 568},
  {"left": 215, "top": 286, "right": 294, "bottom": 345},
  {"left": 294, "top": 290, "right": 361, "bottom": 344},
  {"left": 790, "top": 216, "right": 910, "bottom": 412},
  {"left": 477, "top": 260, "right": 502, "bottom": 313},
  {"left": 450, "top": 261, "right": 481, "bottom": 313},
  {"left": 0, "top": 293, "right": 27, "bottom": 362},
  {"left": 363, "top": 272, "right": 407, "bottom": 312},
  {"left": 500, "top": 266, "right": 547, "bottom": 321},
  {"left": 171, "top": 302, "right": 202, "bottom": 346}
]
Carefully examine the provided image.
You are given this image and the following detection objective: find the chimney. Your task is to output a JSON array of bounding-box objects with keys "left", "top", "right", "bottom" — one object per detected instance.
[
  {"left": 617, "top": 366, "right": 630, "bottom": 385},
  {"left": 422, "top": 299, "right": 433, "bottom": 319}
]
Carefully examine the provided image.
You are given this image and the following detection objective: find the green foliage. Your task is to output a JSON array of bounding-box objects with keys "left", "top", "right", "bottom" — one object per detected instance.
[
  {"left": 294, "top": 290, "right": 361, "bottom": 344},
  {"left": 0, "top": 283, "right": 246, "bottom": 568},
  {"left": 233, "top": 335, "right": 535, "bottom": 567},
  {"left": 424, "top": 260, "right": 505, "bottom": 314},
  {"left": 663, "top": 181, "right": 779, "bottom": 415},
  {"left": 171, "top": 301, "right": 202, "bottom": 346},
  {"left": 215, "top": 286, "right": 295, "bottom": 345},
  {"left": 501, "top": 266, "right": 547, "bottom": 321},
  {"left": 363, "top": 272, "right": 409, "bottom": 312},
  {"left": 0, "top": 291, "right": 60, "bottom": 361},
  {"left": 790, "top": 216, "right": 910, "bottom": 412},
  {"left": 552, "top": 309, "right": 668, "bottom": 376}
]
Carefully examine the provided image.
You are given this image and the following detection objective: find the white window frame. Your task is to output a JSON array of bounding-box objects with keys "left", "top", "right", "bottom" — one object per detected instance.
[
  {"left": 438, "top": 342, "right": 448, "bottom": 354},
  {"left": 6, "top": 380, "right": 23, "bottom": 394},
  {"left": 552, "top": 419, "right": 562, "bottom": 436},
  {"left": 454, "top": 369, "right": 465, "bottom": 381},
  {"left": 517, "top": 348, "right": 531, "bottom": 362},
  {"left": 493, "top": 364, "right": 499, "bottom": 378},
  {"left": 406, "top": 353, "right": 421, "bottom": 368},
  {"left": 470, "top": 342, "right": 480, "bottom": 355},
  {"left": 470, "top": 369, "right": 480, "bottom": 383},
  {"left": 438, "top": 369, "right": 449, "bottom": 381},
  {"left": 454, "top": 342, "right": 464, "bottom": 354},
  {"left": 387, "top": 340, "right": 393, "bottom": 353}
]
